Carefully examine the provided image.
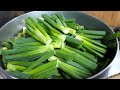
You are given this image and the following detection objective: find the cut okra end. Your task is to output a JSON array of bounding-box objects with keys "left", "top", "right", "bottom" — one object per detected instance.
[
  {"left": 48, "top": 56, "right": 59, "bottom": 68},
  {"left": 45, "top": 38, "right": 52, "bottom": 45},
  {"left": 68, "top": 27, "right": 76, "bottom": 35},
  {"left": 58, "top": 35, "right": 66, "bottom": 41},
  {"left": 62, "top": 27, "right": 70, "bottom": 34},
  {"left": 47, "top": 44, "right": 54, "bottom": 50}
]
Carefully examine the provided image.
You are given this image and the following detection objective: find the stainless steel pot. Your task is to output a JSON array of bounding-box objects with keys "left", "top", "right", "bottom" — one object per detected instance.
[{"left": 0, "top": 11, "right": 119, "bottom": 79}]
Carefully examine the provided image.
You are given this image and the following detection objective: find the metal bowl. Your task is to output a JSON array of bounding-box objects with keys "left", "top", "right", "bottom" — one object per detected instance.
[{"left": 0, "top": 11, "right": 119, "bottom": 79}]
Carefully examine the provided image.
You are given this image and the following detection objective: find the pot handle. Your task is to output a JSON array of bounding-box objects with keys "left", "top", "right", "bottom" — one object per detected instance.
[
  {"left": 113, "top": 27, "right": 120, "bottom": 41},
  {"left": 113, "top": 27, "right": 120, "bottom": 49}
]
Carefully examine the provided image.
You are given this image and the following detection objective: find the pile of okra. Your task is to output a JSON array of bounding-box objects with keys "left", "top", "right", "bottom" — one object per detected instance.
[{"left": 0, "top": 13, "right": 108, "bottom": 79}]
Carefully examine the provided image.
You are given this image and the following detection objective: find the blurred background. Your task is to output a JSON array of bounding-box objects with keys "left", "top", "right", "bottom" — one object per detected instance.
[
  {"left": 84, "top": 11, "right": 120, "bottom": 27},
  {"left": 0, "top": 11, "right": 120, "bottom": 28}
]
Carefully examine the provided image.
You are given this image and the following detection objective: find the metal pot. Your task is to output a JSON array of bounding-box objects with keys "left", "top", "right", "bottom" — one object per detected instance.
[
  {"left": 0, "top": 11, "right": 25, "bottom": 28},
  {"left": 0, "top": 11, "right": 119, "bottom": 79}
]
